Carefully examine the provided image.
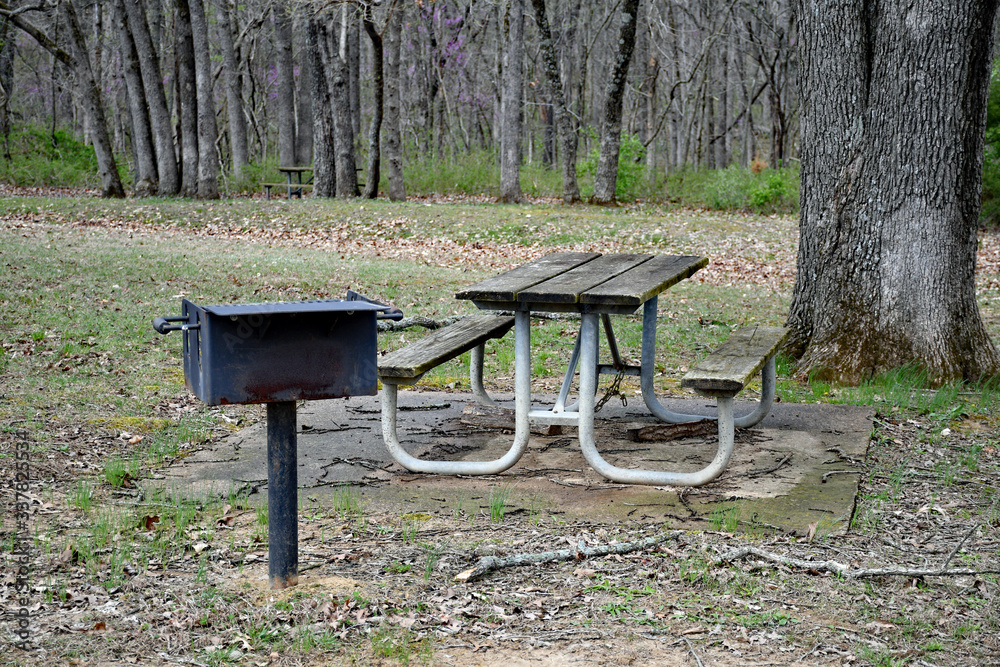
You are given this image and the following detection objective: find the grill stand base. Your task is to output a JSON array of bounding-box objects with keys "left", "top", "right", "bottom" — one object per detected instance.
[{"left": 267, "top": 401, "right": 299, "bottom": 589}]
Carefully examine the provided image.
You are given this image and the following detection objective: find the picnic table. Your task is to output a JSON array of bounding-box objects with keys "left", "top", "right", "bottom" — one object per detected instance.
[
  {"left": 379, "top": 252, "right": 787, "bottom": 486},
  {"left": 264, "top": 166, "right": 313, "bottom": 199}
]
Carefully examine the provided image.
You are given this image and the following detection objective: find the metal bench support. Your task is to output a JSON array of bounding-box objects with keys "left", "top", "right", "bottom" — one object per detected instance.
[
  {"left": 380, "top": 311, "right": 530, "bottom": 474},
  {"left": 639, "top": 297, "right": 775, "bottom": 428}
]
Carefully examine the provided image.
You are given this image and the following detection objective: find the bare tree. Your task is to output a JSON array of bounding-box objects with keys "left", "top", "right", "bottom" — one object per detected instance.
[
  {"left": 530, "top": 0, "right": 580, "bottom": 203},
  {"left": 499, "top": 0, "right": 524, "bottom": 203},
  {"left": 361, "top": 3, "right": 382, "bottom": 199},
  {"left": 122, "top": 0, "right": 179, "bottom": 194},
  {"left": 383, "top": 0, "right": 405, "bottom": 201},
  {"left": 274, "top": 1, "right": 297, "bottom": 166},
  {"left": 215, "top": 0, "right": 248, "bottom": 179},
  {"left": 591, "top": 0, "right": 640, "bottom": 204},
  {"left": 189, "top": 0, "right": 220, "bottom": 197},
  {"left": 308, "top": 17, "right": 335, "bottom": 197},
  {"left": 175, "top": 0, "right": 199, "bottom": 196},
  {"left": 113, "top": 0, "right": 158, "bottom": 194}
]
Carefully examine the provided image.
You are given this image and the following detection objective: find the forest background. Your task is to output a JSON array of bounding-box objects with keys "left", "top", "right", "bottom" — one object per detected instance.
[{"left": 0, "top": 0, "right": 854, "bottom": 212}]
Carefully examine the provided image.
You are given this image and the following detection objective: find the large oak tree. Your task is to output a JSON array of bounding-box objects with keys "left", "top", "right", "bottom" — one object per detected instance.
[{"left": 787, "top": 0, "right": 1000, "bottom": 384}]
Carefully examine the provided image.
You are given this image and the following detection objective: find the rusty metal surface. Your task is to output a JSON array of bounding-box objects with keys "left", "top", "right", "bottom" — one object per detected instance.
[{"left": 179, "top": 298, "right": 381, "bottom": 406}]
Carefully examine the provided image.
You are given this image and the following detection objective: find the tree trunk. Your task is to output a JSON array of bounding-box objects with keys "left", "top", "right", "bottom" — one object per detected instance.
[
  {"left": 215, "top": 0, "right": 248, "bottom": 179},
  {"left": 62, "top": 0, "right": 125, "bottom": 198},
  {"left": 175, "top": 0, "right": 199, "bottom": 196},
  {"left": 361, "top": 8, "right": 382, "bottom": 200},
  {"left": 787, "top": 0, "right": 1000, "bottom": 384},
  {"left": 591, "top": 0, "right": 641, "bottom": 205},
  {"left": 295, "top": 19, "right": 314, "bottom": 167},
  {"left": 384, "top": 3, "right": 405, "bottom": 201},
  {"left": 530, "top": 0, "right": 580, "bottom": 203},
  {"left": 332, "top": 11, "right": 358, "bottom": 197},
  {"left": 122, "top": 0, "right": 179, "bottom": 194},
  {"left": 0, "top": 15, "right": 12, "bottom": 161},
  {"left": 113, "top": 0, "right": 157, "bottom": 194},
  {"left": 274, "top": 1, "right": 297, "bottom": 166},
  {"left": 189, "top": 0, "right": 219, "bottom": 198},
  {"left": 308, "top": 18, "right": 335, "bottom": 197},
  {"left": 499, "top": 0, "right": 524, "bottom": 204},
  {"left": 347, "top": 7, "right": 361, "bottom": 140}
]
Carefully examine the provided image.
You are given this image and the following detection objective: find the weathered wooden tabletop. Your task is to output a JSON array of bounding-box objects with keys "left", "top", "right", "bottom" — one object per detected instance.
[{"left": 455, "top": 252, "right": 708, "bottom": 313}]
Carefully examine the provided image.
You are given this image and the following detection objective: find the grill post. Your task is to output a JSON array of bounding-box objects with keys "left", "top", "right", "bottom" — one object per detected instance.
[{"left": 267, "top": 401, "right": 298, "bottom": 589}]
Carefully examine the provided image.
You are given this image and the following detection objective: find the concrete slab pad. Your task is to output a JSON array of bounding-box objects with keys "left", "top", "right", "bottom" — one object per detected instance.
[{"left": 159, "top": 391, "right": 873, "bottom": 536}]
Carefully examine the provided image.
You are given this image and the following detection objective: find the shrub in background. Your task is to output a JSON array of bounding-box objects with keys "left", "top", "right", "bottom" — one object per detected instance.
[
  {"left": 664, "top": 163, "right": 799, "bottom": 215},
  {"left": 0, "top": 126, "right": 103, "bottom": 188},
  {"left": 578, "top": 130, "right": 648, "bottom": 201}
]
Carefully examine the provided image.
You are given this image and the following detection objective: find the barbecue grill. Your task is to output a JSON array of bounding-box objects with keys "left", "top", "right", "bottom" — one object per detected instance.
[{"left": 154, "top": 294, "right": 401, "bottom": 588}]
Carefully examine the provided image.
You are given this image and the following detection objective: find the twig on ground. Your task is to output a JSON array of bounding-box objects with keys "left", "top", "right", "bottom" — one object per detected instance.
[
  {"left": 684, "top": 637, "right": 705, "bottom": 667},
  {"left": 716, "top": 545, "right": 1000, "bottom": 579},
  {"left": 940, "top": 522, "right": 981, "bottom": 571},
  {"left": 454, "top": 531, "right": 683, "bottom": 582},
  {"left": 741, "top": 452, "right": 792, "bottom": 478}
]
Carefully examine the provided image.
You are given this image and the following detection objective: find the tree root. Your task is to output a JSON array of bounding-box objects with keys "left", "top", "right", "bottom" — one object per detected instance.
[
  {"left": 716, "top": 544, "right": 1000, "bottom": 579},
  {"left": 454, "top": 530, "right": 683, "bottom": 582}
]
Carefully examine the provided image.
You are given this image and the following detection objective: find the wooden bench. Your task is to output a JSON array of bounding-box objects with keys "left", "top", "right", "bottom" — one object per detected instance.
[
  {"left": 264, "top": 182, "right": 314, "bottom": 200},
  {"left": 682, "top": 325, "right": 789, "bottom": 426},
  {"left": 378, "top": 313, "right": 515, "bottom": 392},
  {"left": 667, "top": 325, "right": 788, "bottom": 486}
]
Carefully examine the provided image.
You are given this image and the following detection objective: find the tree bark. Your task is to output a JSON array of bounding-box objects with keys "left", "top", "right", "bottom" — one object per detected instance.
[
  {"left": 530, "top": 0, "right": 580, "bottom": 204},
  {"left": 361, "top": 7, "right": 382, "bottom": 199},
  {"left": 591, "top": 0, "right": 641, "bottom": 205},
  {"left": 214, "top": 0, "right": 248, "bottom": 179},
  {"left": 122, "top": 0, "right": 179, "bottom": 194},
  {"left": 113, "top": 0, "right": 157, "bottom": 194},
  {"left": 384, "top": 2, "right": 405, "bottom": 201},
  {"left": 274, "top": 1, "right": 297, "bottom": 166},
  {"left": 332, "top": 10, "right": 358, "bottom": 197},
  {"left": 188, "top": 0, "right": 219, "bottom": 198},
  {"left": 175, "top": 0, "right": 199, "bottom": 196},
  {"left": 308, "top": 18, "right": 335, "bottom": 197},
  {"left": 295, "top": 18, "right": 314, "bottom": 167},
  {"left": 787, "top": 0, "right": 1000, "bottom": 384},
  {"left": 499, "top": 0, "right": 524, "bottom": 204},
  {"left": 0, "top": 14, "right": 12, "bottom": 161}
]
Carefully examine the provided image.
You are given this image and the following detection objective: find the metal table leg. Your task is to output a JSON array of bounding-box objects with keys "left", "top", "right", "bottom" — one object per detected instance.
[{"left": 577, "top": 313, "right": 737, "bottom": 486}]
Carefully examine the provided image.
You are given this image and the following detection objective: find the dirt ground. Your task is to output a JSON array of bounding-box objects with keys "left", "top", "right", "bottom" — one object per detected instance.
[{"left": 3, "top": 404, "right": 999, "bottom": 666}]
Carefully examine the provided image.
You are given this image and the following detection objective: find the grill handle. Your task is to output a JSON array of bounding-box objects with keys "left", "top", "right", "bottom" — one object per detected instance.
[
  {"left": 345, "top": 290, "right": 404, "bottom": 321},
  {"left": 153, "top": 316, "right": 200, "bottom": 334}
]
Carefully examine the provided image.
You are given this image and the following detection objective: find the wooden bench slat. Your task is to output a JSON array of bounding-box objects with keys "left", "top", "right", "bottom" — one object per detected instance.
[
  {"left": 378, "top": 314, "right": 515, "bottom": 380},
  {"left": 581, "top": 255, "right": 708, "bottom": 306},
  {"left": 516, "top": 254, "right": 652, "bottom": 304},
  {"left": 454, "top": 252, "right": 599, "bottom": 302},
  {"left": 681, "top": 326, "right": 789, "bottom": 394}
]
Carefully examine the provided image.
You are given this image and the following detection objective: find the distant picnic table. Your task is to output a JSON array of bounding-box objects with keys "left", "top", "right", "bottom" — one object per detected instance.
[{"left": 264, "top": 166, "right": 313, "bottom": 200}]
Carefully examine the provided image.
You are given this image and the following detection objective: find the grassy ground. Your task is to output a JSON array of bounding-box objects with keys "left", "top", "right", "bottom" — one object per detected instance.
[{"left": 1, "top": 194, "right": 999, "bottom": 665}]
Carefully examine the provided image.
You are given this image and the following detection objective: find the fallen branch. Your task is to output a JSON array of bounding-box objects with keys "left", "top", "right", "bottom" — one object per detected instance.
[
  {"left": 454, "top": 531, "right": 683, "bottom": 582},
  {"left": 716, "top": 545, "right": 1000, "bottom": 579}
]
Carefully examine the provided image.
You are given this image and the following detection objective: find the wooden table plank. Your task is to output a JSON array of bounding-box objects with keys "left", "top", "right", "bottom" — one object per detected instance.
[
  {"left": 517, "top": 254, "right": 653, "bottom": 304},
  {"left": 580, "top": 255, "right": 708, "bottom": 306},
  {"left": 455, "top": 252, "right": 599, "bottom": 302}
]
